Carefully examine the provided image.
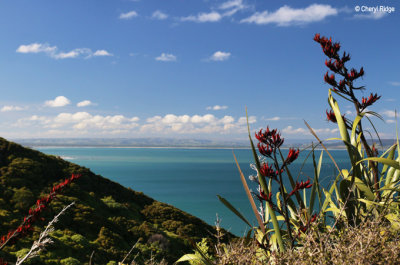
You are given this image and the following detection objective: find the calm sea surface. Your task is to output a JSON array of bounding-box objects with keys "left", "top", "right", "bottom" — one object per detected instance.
[{"left": 36, "top": 147, "right": 350, "bottom": 236}]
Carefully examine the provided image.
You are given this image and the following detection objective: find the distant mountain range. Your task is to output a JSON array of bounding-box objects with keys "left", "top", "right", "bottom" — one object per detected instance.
[
  {"left": 13, "top": 137, "right": 397, "bottom": 150},
  {"left": 14, "top": 137, "right": 250, "bottom": 148}
]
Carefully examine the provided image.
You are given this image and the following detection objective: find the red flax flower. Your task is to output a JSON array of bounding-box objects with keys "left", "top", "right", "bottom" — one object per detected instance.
[
  {"left": 260, "top": 162, "right": 275, "bottom": 178},
  {"left": 271, "top": 132, "right": 284, "bottom": 148},
  {"left": 325, "top": 59, "right": 343, "bottom": 73},
  {"left": 324, "top": 71, "right": 337, "bottom": 87},
  {"left": 258, "top": 142, "right": 272, "bottom": 157},
  {"left": 347, "top": 67, "right": 364, "bottom": 81},
  {"left": 0, "top": 174, "right": 81, "bottom": 250},
  {"left": 288, "top": 180, "right": 312, "bottom": 197},
  {"left": 285, "top": 148, "right": 299, "bottom": 165},
  {"left": 314, "top": 34, "right": 341, "bottom": 59},
  {"left": 326, "top": 110, "right": 348, "bottom": 124},
  {"left": 255, "top": 127, "right": 277, "bottom": 144},
  {"left": 326, "top": 110, "right": 337, "bottom": 123},
  {"left": 361, "top": 93, "right": 381, "bottom": 109},
  {"left": 341, "top": 52, "right": 351, "bottom": 63},
  {"left": 255, "top": 128, "right": 269, "bottom": 143},
  {"left": 337, "top": 79, "right": 346, "bottom": 92},
  {"left": 326, "top": 110, "right": 352, "bottom": 130},
  {"left": 255, "top": 127, "right": 284, "bottom": 150}
]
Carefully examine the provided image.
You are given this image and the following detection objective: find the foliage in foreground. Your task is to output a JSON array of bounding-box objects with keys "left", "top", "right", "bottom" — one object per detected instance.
[
  {"left": 180, "top": 34, "right": 400, "bottom": 264},
  {"left": 181, "top": 218, "right": 400, "bottom": 265}
]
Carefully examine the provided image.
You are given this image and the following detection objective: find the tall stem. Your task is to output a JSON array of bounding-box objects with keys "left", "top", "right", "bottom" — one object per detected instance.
[
  {"left": 350, "top": 88, "right": 381, "bottom": 201},
  {"left": 274, "top": 151, "right": 294, "bottom": 248}
]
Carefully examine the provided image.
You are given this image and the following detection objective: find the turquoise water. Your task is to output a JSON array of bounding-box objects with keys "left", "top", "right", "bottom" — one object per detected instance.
[{"left": 36, "top": 147, "right": 350, "bottom": 236}]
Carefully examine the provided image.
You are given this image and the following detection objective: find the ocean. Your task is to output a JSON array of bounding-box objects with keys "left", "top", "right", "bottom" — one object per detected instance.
[{"left": 36, "top": 147, "right": 350, "bottom": 236}]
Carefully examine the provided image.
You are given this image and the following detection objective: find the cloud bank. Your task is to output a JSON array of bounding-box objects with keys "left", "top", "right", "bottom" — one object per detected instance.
[
  {"left": 241, "top": 4, "right": 338, "bottom": 26},
  {"left": 16, "top": 43, "right": 112, "bottom": 59}
]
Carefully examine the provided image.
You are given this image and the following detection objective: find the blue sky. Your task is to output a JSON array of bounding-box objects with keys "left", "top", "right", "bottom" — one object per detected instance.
[{"left": 0, "top": 0, "right": 399, "bottom": 140}]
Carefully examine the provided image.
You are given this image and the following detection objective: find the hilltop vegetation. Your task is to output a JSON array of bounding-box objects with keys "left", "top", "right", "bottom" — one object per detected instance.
[{"left": 0, "top": 137, "right": 227, "bottom": 264}]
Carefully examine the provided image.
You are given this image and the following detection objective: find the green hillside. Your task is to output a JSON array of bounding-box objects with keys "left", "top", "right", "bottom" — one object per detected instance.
[{"left": 0, "top": 137, "right": 226, "bottom": 264}]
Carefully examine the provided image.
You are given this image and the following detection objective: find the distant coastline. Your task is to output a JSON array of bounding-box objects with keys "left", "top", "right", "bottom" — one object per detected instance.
[
  {"left": 12, "top": 137, "right": 397, "bottom": 151},
  {"left": 34, "top": 145, "right": 253, "bottom": 150}
]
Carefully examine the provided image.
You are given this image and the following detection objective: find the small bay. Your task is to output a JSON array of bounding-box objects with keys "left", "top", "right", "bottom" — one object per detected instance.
[{"left": 36, "top": 147, "right": 350, "bottom": 236}]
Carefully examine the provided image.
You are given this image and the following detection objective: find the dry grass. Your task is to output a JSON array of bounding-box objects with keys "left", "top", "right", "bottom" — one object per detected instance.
[
  {"left": 214, "top": 239, "right": 263, "bottom": 265},
  {"left": 209, "top": 218, "right": 400, "bottom": 265}
]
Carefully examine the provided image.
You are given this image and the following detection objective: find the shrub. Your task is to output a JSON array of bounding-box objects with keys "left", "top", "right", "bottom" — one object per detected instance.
[
  {"left": 60, "top": 257, "right": 80, "bottom": 265},
  {"left": 11, "top": 187, "right": 35, "bottom": 210}
]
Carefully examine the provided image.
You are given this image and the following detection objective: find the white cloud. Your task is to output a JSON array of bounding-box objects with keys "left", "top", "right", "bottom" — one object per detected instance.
[
  {"left": 52, "top": 49, "right": 86, "bottom": 59},
  {"left": 354, "top": 11, "right": 387, "bottom": 20},
  {"left": 44, "top": 96, "right": 71, "bottom": 107},
  {"left": 282, "top": 126, "right": 308, "bottom": 135},
  {"left": 206, "top": 105, "right": 228, "bottom": 110},
  {"left": 220, "top": 115, "right": 235, "bottom": 124},
  {"left": 119, "top": 10, "right": 138, "bottom": 19},
  {"left": 162, "top": 114, "right": 191, "bottom": 124},
  {"left": 19, "top": 112, "right": 140, "bottom": 132},
  {"left": 388, "top": 81, "right": 400, "bottom": 87},
  {"left": 141, "top": 114, "right": 256, "bottom": 134},
  {"left": 282, "top": 126, "right": 338, "bottom": 135},
  {"left": 241, "top": 4, "right": 338, "bottom": 26},
  {"left": 16, "top": 43, "right": 112, "bottom": 59},
  {"left": 1, "top": 105, "right": 25, "bottom": 112},
  {"left": 155, "top": 53, "right": 177, "bottom": 62},
  {"left": 181, "top": 11, "right": 222, "bottom": 22},
  {"left": 93, "top": 50, "right": 113, "bottom": 56},
  {"left": 313, "top": 128, "right": 339, "bottom": 134},
  {"left": 219, "top": 0, "right": 244, "bottom": 10},
  {"left": 180, "top": 0, "right": 248, "bottom": 23},
  {"left": 266, "top": 116, "right": 280, "bottom": 121},
  {"left": 237, "top": 116, "right": 256, "bottom": 125},
  {"left": 16, "top": 43, "right": 56, "bottom": 54},
  {"left": 146, "top": 116, "right": 162, "bottom": 123},
  {"left": 12, "top": 111, "right": 259, "bottom": 137},
  {"left": 387, "top": 120, "right": 396, "bottom": 124},
  {"left": 209, "top": 51, "right": 231, "bottom": 61},
  {"left": 219, "top": 0, "right": 248, "bottom": 16},
  {"left": 191, "top": 114, "right": 216, "bottom": 123},
  {"left": 152, "top": 10, "right": 168, "bottom": 20},
  {"left": 382, "top": 110, "right": 397, "bottom": 118},
  {"left": 77, "top": 100, "right": 93, "bottom": 107}
]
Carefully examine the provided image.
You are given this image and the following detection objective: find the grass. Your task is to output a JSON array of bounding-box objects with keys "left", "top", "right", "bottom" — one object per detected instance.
[{"left": 191, "top": 216, "right": 400, "bottom": 265}]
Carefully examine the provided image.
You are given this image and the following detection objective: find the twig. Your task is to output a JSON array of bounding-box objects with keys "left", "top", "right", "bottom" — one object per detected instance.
[
  {"left": 89, "top": 250, "right": 95, "bottom": 265},
  {"left": 120, "top": 238, "right": 141, "bottom": 264},
  {"left": 15, "top": 202, "right": 75, "bottom": 265}
]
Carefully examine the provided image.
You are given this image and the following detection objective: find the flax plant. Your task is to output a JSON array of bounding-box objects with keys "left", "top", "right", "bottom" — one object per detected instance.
[
  {"left": 221, "top": 34, "right": 400, "bottom": 254},
  {"left": 178, "top": 34, "right": 400, "bottom": 264},
  {"left": 312, "top": 34, "right": 400, "bottom": 225}
]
